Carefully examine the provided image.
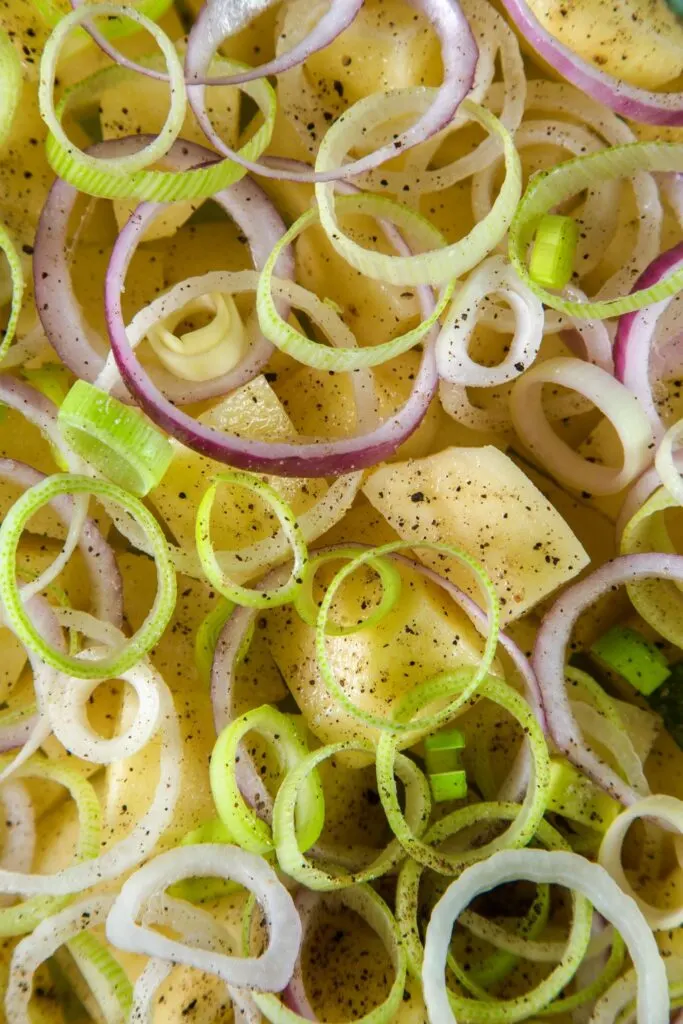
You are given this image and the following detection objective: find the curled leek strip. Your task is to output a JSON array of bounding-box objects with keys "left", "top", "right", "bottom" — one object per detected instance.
[
  {"left": 273, "top": 739, "right": 430, "bottom": 891},
  {"left": 0, "top": 224, "right": 24, "bottom": 365},
  {"left": 398, "top": 814, "right": 596, "bottom": 1022},
  {"left": 196, "top": 472, "right": 308, "bottom": 609},
  {"left": 58, "top": 380, "right": 174, "bottom": 496},
  {"left": 293, "top": 546, "right": 401, "bottom": 637},
  {"left": 5, "top": 895, "right": 116, "bottom": 1024},
  {"left": 251, "top": 886, "right": 408, "bottom": 1024},
  {"left": 256, "top": 195, "right": 454, "bottom": 371},
  {"left": 315, "top": 543, "right": 499, "bottom": 733},
  {"left": 0, "top": 753, "right": 101, "bottom": 937},
  {"left": 422, "top": 850, "right": 667, "bottom": 1024},
  {"left": 315, "top": 92, "right": 522, "bottom": 287},
  {"left": 376, "top": 673, "right": 550, "bottom": 875},
  {"left": 396, "top": 811, "right": 572, "bottom": 980},
  {"left": 42, "top": 52, "right": 275, "bottom": 201},
  {"left": 0, "top": 29, "right": 21, "bottom": 151},
  {"left": 0, "top": 474, "right": 176, "bottom": 679},
  {"left": 66, "top": 931, "right": 133, "bottom": 1022},
  {"left": 210, "top": 705, "right": 325, "bottom": 856},
  {"left": 39, "top": 4, "right": 186, "bottom": 188},
  {"left": 194, "top": 598, "right": 234, "bottom": 686},
  {"left": 509, "top": 140, "right": 683, "bottom": 319}
]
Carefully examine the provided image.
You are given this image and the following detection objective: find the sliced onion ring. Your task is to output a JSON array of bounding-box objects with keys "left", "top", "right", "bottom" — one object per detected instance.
[
  {"left": 34, "top": 137, "right": 293, "bottom": 402},
  {"left": 422, "top": 849, "right": 668, "bottom": 1024},
  {"left": 614, "top": 243, "right": 683, "bottom": 442},
  {"left": 510, "top": 356, "right": 654, "bottom": 496},
  {"left": 185, "top": 0, "right": 478, "bottom": 183},
  {"left": 533, "top": 553, "right": 683, "bottom": 806},
  {"left": 105, "top": 206, "right": 440, "bottom": 476},
  {"left": 599, "top": 794, "right": 683, "bottom": 931},
  {"left": 106, "top": 844, "right": 301, "bottom": 991}
]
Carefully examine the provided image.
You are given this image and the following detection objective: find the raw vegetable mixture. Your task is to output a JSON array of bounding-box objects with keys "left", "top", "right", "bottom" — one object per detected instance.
[{"left": 0, "top": 0, "right": 681, "bottom": 1020}]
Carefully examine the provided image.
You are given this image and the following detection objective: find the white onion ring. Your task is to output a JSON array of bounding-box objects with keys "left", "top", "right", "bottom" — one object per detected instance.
[
  {"left": 599, "top": 794, "right": 683, "bottom": 931},
  {"left": 436, "top": 255, "right": 544, "bottom": 388},
  {"left": 106, "top": 844, "right": 301, "bottom": 991},
  {"left": 510, "top": 357, "right": 654, "bottom": 496},
  {"left": 422, "top": 849, "right": 668, "bottom": 1024}
]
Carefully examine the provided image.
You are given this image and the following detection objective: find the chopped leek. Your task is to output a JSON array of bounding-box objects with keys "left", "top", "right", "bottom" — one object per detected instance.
[
  {"left": 424, "top": 728, "right": 466, "bottom": 775},
  {"left": 58, "top": 380, "right": 174, "bottom": 496},
  {"left": 429, "top": 769, "right": 468, "bottom": 803},
  {"left": 591, "top": 625, "right": 671, "bottom": 696},
  {"left": 529, "top": 214, "right": 579, "bottom": 290}
]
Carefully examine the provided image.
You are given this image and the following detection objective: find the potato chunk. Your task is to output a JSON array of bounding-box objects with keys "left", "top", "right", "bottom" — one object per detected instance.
[{"left": 363, "top": 446, "right": 589, "bottom": 623}]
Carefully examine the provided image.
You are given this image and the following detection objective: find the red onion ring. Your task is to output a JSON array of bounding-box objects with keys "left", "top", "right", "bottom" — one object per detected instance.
[
  {"left": 185, "top": 0, "right": 478, "bottom": 182},
  {"left": 105, "top": 203, "right": 439, "bottom": 476},
  {"left": 500, "top": 0, "right": 683, "bottom": 126},
  {"left": 69, "top": 0, "right": 362, "bottom": 87},
  {"left": 533, "top": 553, "right": 683, "bottom": 807},
  {"left": 613, "top": 242, "right": 683, "bottom": 442},
  {"left": 34, "top": 136, "right": 292, "bottom": 405}
]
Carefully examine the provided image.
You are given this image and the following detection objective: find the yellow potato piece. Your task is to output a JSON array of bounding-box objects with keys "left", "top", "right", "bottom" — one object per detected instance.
[
  {"left": 265, "top": 562, "right": 485, "bottom": 748},
  {"left": 527, "top": 0, "right": 683, "bottom": 89},
  {"left": 363, "top": 446, "right": 589, "bottom": 623},
  {"left": 305, "top": 0, "right": 442, "bottom": 107},
  {"left": 151, "top": 375, "right": 326, "bottom": 557}
]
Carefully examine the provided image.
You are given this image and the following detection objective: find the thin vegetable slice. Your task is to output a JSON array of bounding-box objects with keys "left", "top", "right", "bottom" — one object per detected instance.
[
  {"left": 196, "top": 471, "right": 307, "bottom": 608},
  {"left": 0, "top": 473, "right": 176, "bottom": 679},
  {"left": 58, "top": 380, "right": 174, "bottom": 496},
  {"left": 422, "top": 849, "right": 668, "bottom": 1024},
  {"left": 210, "top": 705, "right": 324, "bottom": 855},
  {"left": 273, "top": 739, "right": 430, "bottom": 891},
  {"left": 315, "top": 93, "right": 521, "bottom": 287},
  {"left": 376, "top": 673, "right": 550, "bottom": 874},
  {"left": 315, "top": 542, "right": 499, "bottom": 734},
  {"left": 256, "top": 195, "right": 454, "bottom": 370},
  {"left": 105, "top": 844, "right": 301, "bottom": 991},
  {"left": 39, "top": 4, "right": 186, "bottom": 190}
]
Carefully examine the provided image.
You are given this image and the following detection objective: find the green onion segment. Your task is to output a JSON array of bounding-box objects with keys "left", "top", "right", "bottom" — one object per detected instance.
[{"left": 0, "top": 29, "right": 21, "bottom": 151}]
